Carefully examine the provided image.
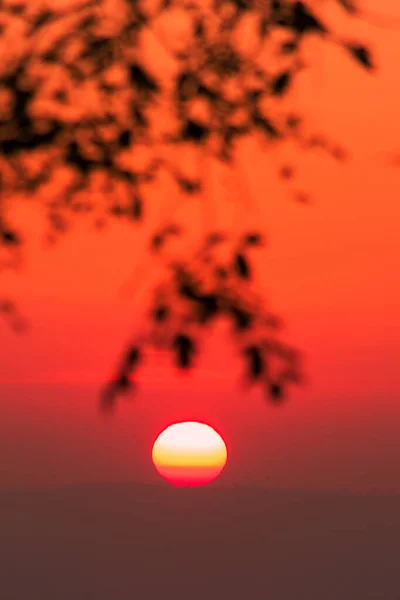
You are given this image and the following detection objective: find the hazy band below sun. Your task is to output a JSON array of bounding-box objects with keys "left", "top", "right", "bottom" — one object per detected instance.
[{"left": 152, "top": 422, "right": 228, "bottom": 487}]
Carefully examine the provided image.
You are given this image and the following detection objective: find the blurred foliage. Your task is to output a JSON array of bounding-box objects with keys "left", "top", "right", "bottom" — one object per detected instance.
[{"left": 0, "top": 0, "right": 373, "bottom": 410}]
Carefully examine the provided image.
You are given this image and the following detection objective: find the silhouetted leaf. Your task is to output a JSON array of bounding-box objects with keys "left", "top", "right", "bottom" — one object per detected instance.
[
  {"left": 30, "top": 10, "right": 54, "bottom": 32},
  {"left": 271, "top": 71, "right": 291, "bottom": 96},
  {"left": 259, "top": 17, "right": 268, "bottom": 38},
  {"left": 173, "top": 334, "right": 196, "bottom": 369},
  {"left": 206, "top": 232, "right": 226, "bottom": 246},
  {"left": 116, "top": 373, "right": 131, "bottom": 391},
  {"left": 1, "top": 230, "right": 20, "bottom": 245},
  {"left": 101, "top": 372, "right": 133, "bottom": 413},
  {"left": 268, "top": 382, "right": 284, "bottom": 402},
  {"left": 41, "top": 48, "right": 59, "bottom": 62},
  {"left": 131, "top": 104, "right": 148, "bottom": 128},
  {"left": 271, "top": 0, "right": 283, "bottom": 18},
  {"left": 100, "top": 383, "right": 121, "bottom": 413},
  {"left": 244, "top": 232, "right": 264, "bottom": 246},
  {"left": 215, "top": 266, "right": 228, "bottom": 279},
  {"left": 153, "top": 305, "right": 169, "bottom": 322},
  {"left": 129, "top": 63, "right": 159, "bottom": 96},
  {"left": 182, "top": 120, "right": 210, "bottom": 143},
  {"left": 244, "top": 345, "right": 264, "bottom": 381},
  {"left": 229, "top": 306, "right": 253, "bottom": 331},
  {"left": 337, "top": 0, "right": 358, "bottom": 14},
  {"left": 110, "top": 204, "right": 125, "bottom": 217},
  {"left": 131, "top": 195, "right": 142, "bottom": 220},
  {"left": 198, "top": 84, "right": 219, "bottom": 102},
  {"left": 294, "top": 191, "right": 310, "bottom": 204},
  {"left": 165, "top": 224, "right": 182, "bottom": 237},
  {"left": 176, "top": 177, "right": 201, "bottom": 194},
  {"left": 150, "top": 234, "right": 163, "bottom": 251},
  {"left": 252, "top": 112, "right": 280, "bottom": 138},
  {"left": 346, "top": 43, "right": 374, "bottom": 70},
  {"left": 281, "top": 40, "right": 298, "bottom": 54},
  {"left": 331, "top": 146, "right": 347, "bottom": 161},
  {"left": 291, "top": 2, "right": 327, "bottom": 35},
  {"left": 193, "top": 17, "right": 205, "bottom": 38},
  {"left": 176, "top": 72, "right": 198, "bottom": 102},
  {"left": 197, "top": 294, "right": 219, "bottom": 323},
  {"left": 49, "top": 212, "right": 68, "bottom": 233},
  {"left": 286, "top": 114, "right": 301, "bottom": 129},
  {"left": 179, "top": 279, "right": 200, "bottom": 301},
  {"left": 124, "top": 346, "right": 141, "bottom": 371},
  {"left": 9, "top": 4, "right": 26, "bottom": 15},
  {"left": 119, "top": 129, "right": 132, "bottom": 148},
  {"left": 279, "top": 165, "right": 294, "bottom": 180},
  {"left": 234, "top": 253, "right": 250, "bottom": 279}
]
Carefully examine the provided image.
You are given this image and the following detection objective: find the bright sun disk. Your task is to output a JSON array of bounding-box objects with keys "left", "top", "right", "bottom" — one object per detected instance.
[{"left": 152, "top": 421, "right": 228, "bottom": 487}]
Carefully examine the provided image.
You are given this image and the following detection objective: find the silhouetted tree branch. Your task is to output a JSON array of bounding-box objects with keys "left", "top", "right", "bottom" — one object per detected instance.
[{"left": 0, "top": 0, "right": 374, "bottom": 411}]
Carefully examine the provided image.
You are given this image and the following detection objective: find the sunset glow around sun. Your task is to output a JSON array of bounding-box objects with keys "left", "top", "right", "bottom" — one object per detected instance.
[{"left": 152, "top": 422, "right": 228, "bottom": 486}]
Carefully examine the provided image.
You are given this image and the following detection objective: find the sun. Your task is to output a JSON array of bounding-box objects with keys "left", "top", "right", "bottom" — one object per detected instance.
[{"left": 152, "top": 422, "right": 228, "bottom": 487}]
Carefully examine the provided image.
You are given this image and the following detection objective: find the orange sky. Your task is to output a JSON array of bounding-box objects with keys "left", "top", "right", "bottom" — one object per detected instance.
[{"left": 1, "top": 1, "right": 400, "bottom": 492}]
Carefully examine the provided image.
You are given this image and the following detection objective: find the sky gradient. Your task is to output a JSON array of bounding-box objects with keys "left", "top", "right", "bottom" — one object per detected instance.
[{"left": 0, "top": 0, "right": 399, "bottom": 492}]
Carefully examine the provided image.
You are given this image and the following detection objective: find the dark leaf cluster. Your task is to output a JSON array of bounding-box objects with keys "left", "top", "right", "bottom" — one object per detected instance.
[
  {"left": 101, "top": 229, "right": 301, "bottom": 411},
  {"left": 0, "top": 0, "right": 372, "bottom": 409},
  {"left": 0, "top": 0, "right": 373, "bottom": 247}
]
